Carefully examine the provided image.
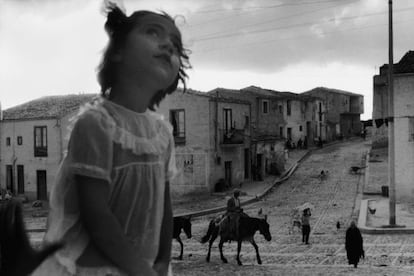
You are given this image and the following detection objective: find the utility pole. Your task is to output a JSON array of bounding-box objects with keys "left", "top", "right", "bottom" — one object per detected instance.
[{"left": 387, "top": 0, "right": 396, "bottom": 226}]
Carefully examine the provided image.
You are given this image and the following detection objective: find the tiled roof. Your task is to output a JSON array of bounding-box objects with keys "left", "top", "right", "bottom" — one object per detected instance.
[
  {"left": 241, "top": 86, "right": 282, "bottom": 97},
  {"left": 3, "top": 94, "right": 97, "bottom": 120},
  {"left": 178, "top": 88, "right": 210, "bottom": 98},
  {"left": 302, "top": 87, "right": 363, "bottom": 97},
  {"left": 243, "top": 86, "right": 319, "bottom": 101},
  {"left": 208, "top": 86, "right": 319, "bottom": 102},
  {"left": 207, "top": 88, "right": 243, "bottom": 97},
  {"left": 206, "top": 88, "right": 251, "bottom": 105}
]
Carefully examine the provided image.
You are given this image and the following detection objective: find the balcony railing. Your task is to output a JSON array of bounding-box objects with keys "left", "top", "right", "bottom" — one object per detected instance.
[{"left": 220, "top": 128, "right": 245, "bottom": 145}]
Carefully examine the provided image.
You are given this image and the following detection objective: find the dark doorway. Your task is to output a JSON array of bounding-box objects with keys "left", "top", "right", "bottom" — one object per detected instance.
[
  {"left": 287, "top": 127, "right": 292, "bottom": 140},
  {"left": 306, "top": 121, "right": 311, "bottom": 141},
  {"left": 244, "top": 148, "right": 250, "bottom": 179},
  {"left": 256, "top": 154, "right": 263, "bottom": 181},
  {"left": 224, "top": 161, "right": 232, "bottom": 188},
  {"left": 36, "top": 170, "right": 47, "bottom": 200},
  {"left": 17, "top": 165, "right": 24, "bottom": 194},
  {"left": 6, "top": 165, "right": 14, "bottom": 193}
]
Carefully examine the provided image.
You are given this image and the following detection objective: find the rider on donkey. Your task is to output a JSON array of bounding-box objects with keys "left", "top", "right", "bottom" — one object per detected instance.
[{"left": 221, "top": 189, "right": 247, "bottom": 239}]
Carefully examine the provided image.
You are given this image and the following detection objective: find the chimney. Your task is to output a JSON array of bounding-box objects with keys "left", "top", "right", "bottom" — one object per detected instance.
[{"left": 0, "top": 101, "right": 3, "bottom": 121}]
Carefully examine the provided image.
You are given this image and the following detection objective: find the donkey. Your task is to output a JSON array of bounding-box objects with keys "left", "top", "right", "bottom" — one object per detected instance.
[
  {"left": 173, "top": 216, "right": 192, "bottom": 260},
  {"left": 201, "top": 213, "right": 271, "bottom": 265},
  {"left": 0, "top": 200, "right": 63, "bottom": 276}
]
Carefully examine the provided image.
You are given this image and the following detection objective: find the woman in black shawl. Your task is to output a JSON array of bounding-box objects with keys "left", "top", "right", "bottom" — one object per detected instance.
[{"left": 345, "top": 221, "right": 365, "bottom": 268}]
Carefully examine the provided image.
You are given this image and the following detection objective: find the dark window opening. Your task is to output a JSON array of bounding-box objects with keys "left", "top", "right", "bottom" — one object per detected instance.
[
  {"left": 170, "top": 109, "right": 186, "bottom": 144},
  {"left": 34, "top": 126, "right": 48, "bottom": 157}
]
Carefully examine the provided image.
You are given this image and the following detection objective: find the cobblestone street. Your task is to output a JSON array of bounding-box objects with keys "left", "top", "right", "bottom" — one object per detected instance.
[{"left": 170, "top": 140, "right": 414, "bottom": 275}]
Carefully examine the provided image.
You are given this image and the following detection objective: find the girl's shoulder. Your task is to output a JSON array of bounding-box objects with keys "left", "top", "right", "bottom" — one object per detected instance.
[
  {"left": 68, "top": 97, "right": 115, "bottom": 133},
  {"left": 147, "top": 110, "right": 174, "bottom": 135}
]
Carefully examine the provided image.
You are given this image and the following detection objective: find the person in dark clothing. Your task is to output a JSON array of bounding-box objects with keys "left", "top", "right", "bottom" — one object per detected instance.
[
  {"left": 303, "top": 136, "right": 308, "bottom": 149},
  {"left": 345, "top": 221, "right": 365, "bottom": 268},
  {"left": 301, "top": 208, "right": 311, "bottom": 244},
  {"left": 297, "top": 138, "right": 303, "bottom": 149},
  {"left": 226, "top": 189, "right": 242, "bottom": 238},
  {"left": 219, "top": 189, "right": 248, "bottom": 239}
]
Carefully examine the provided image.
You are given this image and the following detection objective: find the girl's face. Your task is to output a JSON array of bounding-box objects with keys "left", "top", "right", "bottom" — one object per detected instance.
[{"left": 119, "top": 14, "right": 181, "bottom": 91}]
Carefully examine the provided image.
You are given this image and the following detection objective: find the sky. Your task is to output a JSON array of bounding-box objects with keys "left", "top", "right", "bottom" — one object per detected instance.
[{"left": 1, "top": 0, "right": 414, "bottom": 120}]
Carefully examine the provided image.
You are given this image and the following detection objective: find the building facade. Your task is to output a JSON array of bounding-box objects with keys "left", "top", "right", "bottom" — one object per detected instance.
[
  {"left": 302, "top": 87, "right": 364, "bottom": 141},
  {"left": 0, "top": 94, "right": 95, "bottom": 200},
  {"left": 372, "top": 50, "right": 414, "bottom": 203},
  {"left": 157, "top": 89, "right": 251, "bottom": 196},
  {"left": 208, "top": 86, "right": 326, "bottom": 180}
]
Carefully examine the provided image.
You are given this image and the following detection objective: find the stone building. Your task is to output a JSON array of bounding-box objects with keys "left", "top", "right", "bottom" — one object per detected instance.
[
  {"left": 0, "top": 94, "right": 95, "bottom": 200},
  {"left": 372, "top": 50, "right": 414, "bottom": 203},
  {"left": 207, "top": 87, "right": 285, "bottom": 181},
  {"left": 372, "top": 51, "right": 414, "bottom": 148},
  {"left": 207, "top": 86, "right": 325, "bottom": 180},
  {"left": 0, "top": 91, "right": 251, "bottom": 200},
  {"left": 157, "top": 89, "right": 251, "bottom": 196},
  {"left": 278, "top": 91, "right": 326, "bottom": 145},
  {"left": 302, "top": 87, "right": 364, "bottom": 141}
]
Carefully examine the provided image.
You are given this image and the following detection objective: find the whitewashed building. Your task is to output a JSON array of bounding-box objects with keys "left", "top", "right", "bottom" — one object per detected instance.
[{"left": 0, "top": 94, "right": 95, "bottom": 200}]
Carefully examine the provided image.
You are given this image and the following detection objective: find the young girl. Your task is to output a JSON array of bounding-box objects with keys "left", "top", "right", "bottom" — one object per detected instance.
[
  {"left": 33, "top": 2, "right": 190, "bottom": 275},
  {"left": 301, "top": 208, "right": 311, "bottom": 245}
]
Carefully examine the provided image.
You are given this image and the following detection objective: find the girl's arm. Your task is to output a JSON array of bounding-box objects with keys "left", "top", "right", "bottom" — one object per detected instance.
[
  {"left": 77, "top": 175, "right": 156, "bottom": 276},
  {"left": 154, "top": 181, "right": 173, "bottom": 276}
]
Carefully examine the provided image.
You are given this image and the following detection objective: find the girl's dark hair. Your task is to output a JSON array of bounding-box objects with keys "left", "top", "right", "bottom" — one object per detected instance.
[{"left": 97, "top": 2, "right": 191, "bottom": 110}]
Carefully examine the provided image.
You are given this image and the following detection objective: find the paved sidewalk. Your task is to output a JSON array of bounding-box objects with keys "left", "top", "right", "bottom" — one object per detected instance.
[{"left": 358, "top": 145, "right": 414, "bottom": 233}]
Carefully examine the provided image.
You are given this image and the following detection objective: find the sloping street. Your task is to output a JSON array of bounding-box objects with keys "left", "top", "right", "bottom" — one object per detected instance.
[{"left": 171, "top": 140, "right": 414, "bottom": 275}]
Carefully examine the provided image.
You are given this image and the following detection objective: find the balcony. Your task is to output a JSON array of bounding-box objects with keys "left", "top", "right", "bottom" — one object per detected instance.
[{"left": 220, "top": 128, "right": 245, "bottom": 146}]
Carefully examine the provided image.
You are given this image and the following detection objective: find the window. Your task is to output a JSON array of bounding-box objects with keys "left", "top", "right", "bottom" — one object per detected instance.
[
  {"left": 6, "top": 137, "right": 11, "bottom": 146},
  {"left": 279, "top": 126, "right": 283, "bottom": 138},
  {"left": 262, "top": 100, "right": 269, "bottom": 114},
  {"left": 299, "top": 125, "right": 303, "bottom": 132},
  {"left": 170, "top": 109, "right": 185, "bottom": 144},
  {"left": 223, "top": 108, "right": 232, "bottom": 133},
  {"left": 287, "top": 100, "right": 291, "bottom": 116},
  {"left": 318, "top": 102, "right": 323, "bottom": 121},
  {"left": 17, "top": 136, "right": 23, "bottom": 145},
  {"left": 279, "top": 105, "right": 283, "bottom": 114},
  {"left": 34, "top": 126, "right": 48, "bottom": 157}
]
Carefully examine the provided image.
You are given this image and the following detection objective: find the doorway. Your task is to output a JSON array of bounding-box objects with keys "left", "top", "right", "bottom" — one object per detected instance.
[
  {"left": 36, "top": 170, "right": 47, "bottom": 200},
  {"left": 6, "top": 165, "right": 14, "bottom": 193},
  {"left": 17, "top": 165, "right": 24, "bottom": 194},
  {"left": 224, "top": 161, "right": 232, "bottom": 188},
  {"left": 244, "top": 148, "right": 250, "bottom": 179}
]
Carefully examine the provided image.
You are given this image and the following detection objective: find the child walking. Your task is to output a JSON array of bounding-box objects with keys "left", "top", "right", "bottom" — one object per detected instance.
[
  {"left": 301, "top": 208, "right": 311, "bottom": 244},
  {"left": 33, "top": 2, "right": 190, "bottom": 275}
]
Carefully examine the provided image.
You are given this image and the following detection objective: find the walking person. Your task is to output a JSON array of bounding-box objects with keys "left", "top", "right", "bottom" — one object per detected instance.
[
  {"left": 345, "top": 221, "right": 365, "bottom": 268},
  {"left": 301, "top": 208, "right": 311, "bottom": 244},
  {"left": 32, "top": 2, "right": 190, "bottom": 275}
]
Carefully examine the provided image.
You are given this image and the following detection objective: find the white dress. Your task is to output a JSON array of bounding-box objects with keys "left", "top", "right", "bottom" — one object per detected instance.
[{"left": 32, "top": 97, "right": 177, "bottom": 276}]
